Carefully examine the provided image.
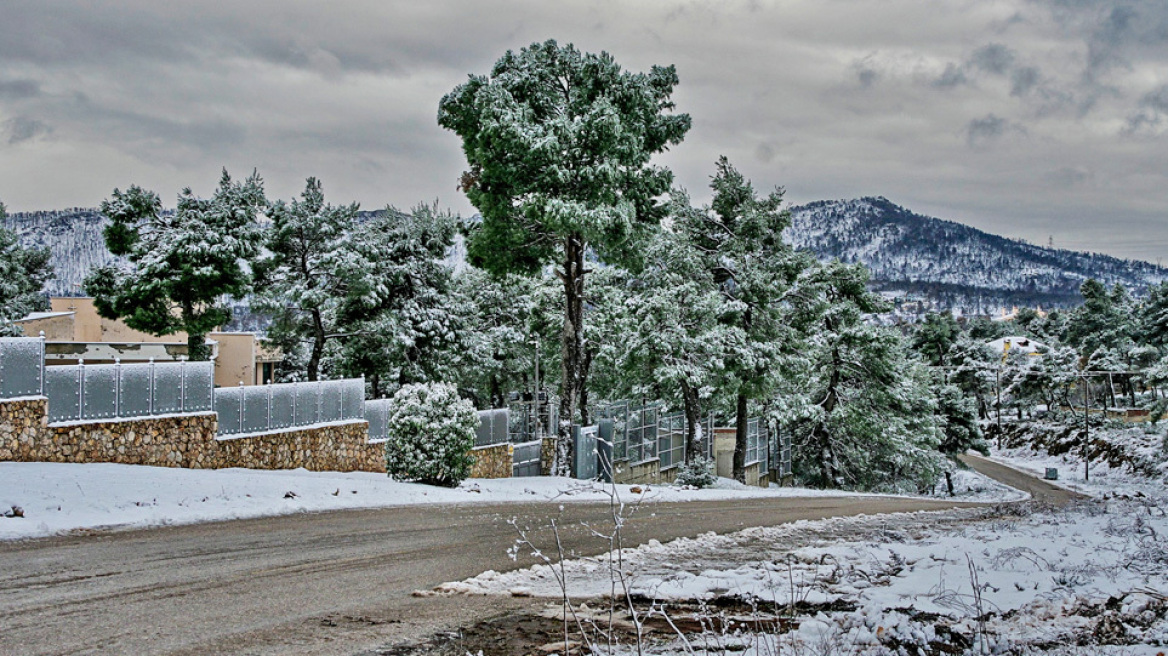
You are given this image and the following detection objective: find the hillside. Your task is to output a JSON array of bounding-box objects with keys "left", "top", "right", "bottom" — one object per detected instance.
[
  {"left": 786, "top": 197, "right": 1168, "bottom": 313},
  {"left": 7, "top": 199, "right": 1166, "bottom": 315}
]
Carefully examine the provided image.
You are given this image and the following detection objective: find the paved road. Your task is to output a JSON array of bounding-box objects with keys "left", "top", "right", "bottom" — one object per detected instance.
[
  {"left": 958, "top": 452, "right": 1087, "bottom": 505},
  {"left": 0, "top": 489, "right": 997, "bottom": 656}
]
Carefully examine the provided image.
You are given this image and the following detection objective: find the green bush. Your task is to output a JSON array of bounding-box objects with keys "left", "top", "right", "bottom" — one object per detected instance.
[{"left": 384, "top": 382, "right": 478, "bottom": 487}]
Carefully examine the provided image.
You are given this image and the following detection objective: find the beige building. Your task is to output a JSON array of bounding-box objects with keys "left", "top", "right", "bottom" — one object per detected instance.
[{"left": 14, "top": 298, "right": 280, "bottom": 387}]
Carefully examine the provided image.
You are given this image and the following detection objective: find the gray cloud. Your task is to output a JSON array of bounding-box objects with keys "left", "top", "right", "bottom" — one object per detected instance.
[
  {"left": 1010, "top": 66, "right": 1041, "bottom": 97},
  {"left": 0, "top": 79, "right": 42, "bottom": 100},
  {"left": 4, "top": 117, "right": 51, "bottom": 145},
  {"left": 969, "top": 43, "right": 1015, "bottom": 75},
  {"left": 0, "top": 1, "right": 1165, "bottom": 263},
  {"left": 932, "top": 63, "right": 968, "bottom": 88},
  {"left": 966, "top": 114, "right": 1024, "bottom": 147}
]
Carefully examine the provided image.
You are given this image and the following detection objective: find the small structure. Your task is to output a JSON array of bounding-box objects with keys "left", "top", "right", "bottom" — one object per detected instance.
[
  {"left": 13, "top": 298, "right": 280, "bottom": 388},
  {"left": 986, "top": 336, "right": 1047, "bottom": 362}
]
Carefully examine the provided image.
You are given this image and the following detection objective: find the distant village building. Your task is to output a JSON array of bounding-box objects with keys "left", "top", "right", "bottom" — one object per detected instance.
[
  {"left": 13, "top": 298, "right": 280, "bottom": 387},
  {"left": 985, "top": 335, "right": 1047, "bottom": 362}
]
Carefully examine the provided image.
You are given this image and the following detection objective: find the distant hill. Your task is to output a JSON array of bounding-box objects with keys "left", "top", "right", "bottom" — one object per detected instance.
[
  {"left": 786, "top": 197, "right": 1168, "bottom": 314},
  {"left": 2, "top": 207, "right": 465, "bottom": 299},
  {"left": 7, "top": 198, "right": 1165, "bottom": 315}
]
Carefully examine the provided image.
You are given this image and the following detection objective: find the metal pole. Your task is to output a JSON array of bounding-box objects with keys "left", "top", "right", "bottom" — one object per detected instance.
[
  {"left": 1084, "top": 374, "right": 1090, "bottom": 482},
  {"left": 78, "top": 358, "right": 85, "bottom": 422},
  {"left": 996, "top": 368, "right": 1003, "bottom": 449},
  {"left": 534, "top": 336, "right": 541, "bottom": 440}
]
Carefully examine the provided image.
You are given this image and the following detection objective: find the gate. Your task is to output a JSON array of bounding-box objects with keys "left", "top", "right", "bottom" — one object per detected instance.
[
  {"left": 572, "top": 425, "right": 599, "bottom": 480},
  {"left": 512, "top": 439, "right": 542, "bottom": 477}
]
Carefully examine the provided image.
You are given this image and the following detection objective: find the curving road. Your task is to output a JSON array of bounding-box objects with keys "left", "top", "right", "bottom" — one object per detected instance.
[{"left": 1, "top": 459, "right": 1057, "bottom": 656}]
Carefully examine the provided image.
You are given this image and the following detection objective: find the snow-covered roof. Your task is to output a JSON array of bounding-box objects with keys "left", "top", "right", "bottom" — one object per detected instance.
[
  {"left": 17, "top": 311, "right": 74, "bottom": 321},
  {"left": 986, "top": 335, "right": 1047, "bottom": 355}
]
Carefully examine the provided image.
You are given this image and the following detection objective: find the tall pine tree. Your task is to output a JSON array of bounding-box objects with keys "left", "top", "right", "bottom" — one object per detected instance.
[{"left": 438, "top": 40, "right": 691, "bottom": 473}]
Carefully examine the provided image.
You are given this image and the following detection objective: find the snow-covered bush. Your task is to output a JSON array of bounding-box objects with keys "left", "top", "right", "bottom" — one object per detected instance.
[
  {"left": 384, "top": 382, "right": 477, "bottom": 487},
  {"left": 673, "top": 456, "right": 717, "bottom": 489}
]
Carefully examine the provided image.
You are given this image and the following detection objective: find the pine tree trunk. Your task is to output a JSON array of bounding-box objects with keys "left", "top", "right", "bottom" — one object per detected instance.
[
  {"left": 187, "top": 331, "right": 210, "bottom": 362},
  {"left": 681, "top": 380, "right": 702, "bottom": 464},
  {"left": 732, "top": 392, "right": 748, "bottom": 483},
  {"left": 307, "top": 309, "right": 325, "bottom": 382},
  {"left": 556, "top": 234, "right": 586, "bottom": 476}
]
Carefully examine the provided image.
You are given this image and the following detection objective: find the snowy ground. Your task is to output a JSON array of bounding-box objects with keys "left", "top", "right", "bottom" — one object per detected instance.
[
  {"left": 992, "top": 440, "right": 1168, "bottom": 500},
  {"left": 438, "top": 497, "right": 1168, "bottom": 653},
  {"left": 0, "top": 461, "right": 1018, "bottom": 541},
  {"left": 0, "top": 462, "right": 1016, "bottom": 541},
  {"left": 430, "top": 449, "right": 1168, "bottom": 654}
]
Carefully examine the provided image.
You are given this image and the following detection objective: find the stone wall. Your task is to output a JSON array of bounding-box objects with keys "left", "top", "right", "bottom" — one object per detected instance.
[
  {"left": 541, "top": 437, "right": 557, "bottom": 476},
  {"left": 0, "top": 397, "right": 48, "bottom": 462},
  {"left": 214, "top": 423, "right": 382, "bottom": 473},
  {"left": 1, "top": 396, "right": 383, "bottom": 473},
  {"left": 614, "top": 458, "right": 662, "bottom": 485},
  {"left": 469, "top": 443, "right": 513, "bottom": 479}
]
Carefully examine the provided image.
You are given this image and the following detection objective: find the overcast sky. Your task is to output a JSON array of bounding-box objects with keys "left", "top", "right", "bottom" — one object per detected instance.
[{"left": 1, "top": 1, "right": 1166, "bottom": 262}]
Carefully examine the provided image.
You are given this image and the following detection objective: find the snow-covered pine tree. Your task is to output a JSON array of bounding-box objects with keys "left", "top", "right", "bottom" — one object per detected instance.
[
  {"left": 438, "top": 40, "right": 691, "bottom": 475},
  {"left": 673, "top": 158, "right": 806, "bottom": 481},
  {"left": 253, "top": 178, "right": 364, "bottom": 382},
  {"left": 786, "top": 261, "right": 945, "bottom": 491},
  {"left": 332, "top": 203, "right": 461, "bottom": 398},
  {"left": 0, "top": 200, "right": 53, "bottom": 335},
  {"left": 606, "top": 228, "right": 734, "bottom": 463},
  {"left": 452, "top": 269, "right": 540, "bottom": 409},
  {"left": 83, "top": 171, "right": 266, "bottom": 360},
  {"left": 384, "top": 382, "right": 478, "bottom": 487}
]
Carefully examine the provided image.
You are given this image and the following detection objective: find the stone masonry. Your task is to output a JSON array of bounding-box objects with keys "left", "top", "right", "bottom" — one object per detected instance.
[
  {"left": 1, "top": 396, "right": 384, "bottom": 473},
  {"left": 469, "top": 443, "right": 513, "bottom": 479}
]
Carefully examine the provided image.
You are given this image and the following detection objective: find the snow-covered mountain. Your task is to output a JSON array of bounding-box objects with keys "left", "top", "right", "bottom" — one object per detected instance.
[
  {"left": 7, "top": 198, "right": 1166, "bottom": 314},
  {"left": 3, "top": 208, "right": 115, "bottom": 297},
  {"left": 786, "top": 197, "right": 1168, "bottom": 313}
]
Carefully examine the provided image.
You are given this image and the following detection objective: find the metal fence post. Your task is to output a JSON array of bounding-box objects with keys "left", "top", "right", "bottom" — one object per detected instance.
[
  {"left": 78, "top": 358, "right": 85, "bottom": 422},
  {"left": 38, "top": 332, "right": 45, "bottom": 396},
  {"left": 179, "top": 356, "right": 186, "bottom": 413},
  {"left": 267, "top": 382, "right": 273, "bottom": 432},
  {"left": 114, "top": 357, "right": 121, "bottom": 418},
  {"left": 149, "top": 358, "right": 155, "bottom": 415},
  {"left": 238, "top": 381, "right": 245, "bottom": 431}
]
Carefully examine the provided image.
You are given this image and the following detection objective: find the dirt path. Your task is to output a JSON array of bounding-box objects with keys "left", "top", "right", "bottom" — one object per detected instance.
[
  {"left": 958, "top": 452, "right": 1088, "bottom": 505},
  {"left": 1, "top": 493, "right": 988, "bottom": 655}
]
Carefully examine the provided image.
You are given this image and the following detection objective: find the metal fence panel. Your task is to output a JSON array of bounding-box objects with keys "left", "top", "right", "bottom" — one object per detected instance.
[
  {"left": 320, "top": 381, "right": 343, "bottom": 423},
  {"left": 295, "top": 383, "right": 319, "bottom": 426},
  {"left": 512, "top": 440, "right": 542, "bottom": 477},
  {"left": 215, "top": 386, "right": 242, "bottom": 435},
  {"left": 475, "top": 408, "right": 509, "bottom": 447},
  {"left": 0, "top": 337, "right": 44, "bottom": 399},
  {"left": 152, "top": 363, "right": 184, "bottom": 414},
  {"left": 117, "top": 364, "right": 153, "bottom": 417},
  {"left": 366, "top": 399, "right": 391, "bottom": 442},
  {"left": 44, "top": 366, "right": 80, "bottom": 423},
  {"left": 183, "top": 363, "right": 213, "bottom": 412},
  {"left": 242, "top": 386, "right": 270, "bottom": 433},
  {"left": 573, "top": 425, "right": 599, "bottom": 480},
  {"left": 269, "top": 384, "right": 295, "bottom": 429},
  {"left": 342, "top": 379, "right": 364, "bottom": 420},
  {"left": 81, "top": 364, "right": 118, "bottom": 420},
  {"left": 658, "top": 413, "right": 685, "bottom": 470}
]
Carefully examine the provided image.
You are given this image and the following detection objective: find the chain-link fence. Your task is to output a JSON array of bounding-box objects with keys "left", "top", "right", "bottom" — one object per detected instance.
[
  {"left": 43, "top": 360, "right": 214, "bottom": 424},
  {"left": 215, "top": 378, "right": 364, "bottom": 437},
  {"left": 0, "top": 337, "right": 44, "bottom": 399}
]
